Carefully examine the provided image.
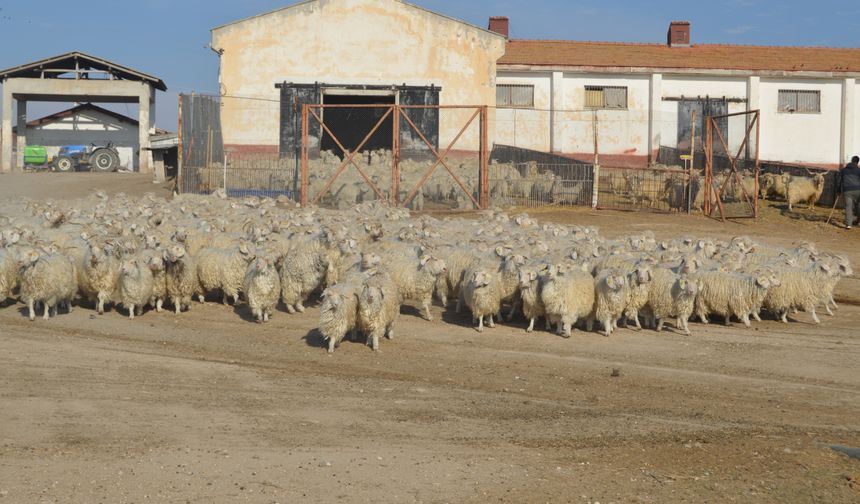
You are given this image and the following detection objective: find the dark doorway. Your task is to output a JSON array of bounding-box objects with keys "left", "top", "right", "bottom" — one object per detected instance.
[
  {"left": 678, "top": 98, "right": 728, "bottom": 154},
  {"left": 320, "top": 94, "right": 395, "bottom": 158}
]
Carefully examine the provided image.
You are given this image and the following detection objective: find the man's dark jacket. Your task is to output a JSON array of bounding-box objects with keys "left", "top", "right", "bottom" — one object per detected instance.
[{"left": 840, "top": 162, "right": 860, "bottom": 193}]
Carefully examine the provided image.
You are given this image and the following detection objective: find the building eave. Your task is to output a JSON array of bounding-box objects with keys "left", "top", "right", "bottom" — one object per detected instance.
[{"left": 496, "top": 63, "right": 860, "bottom": 79}]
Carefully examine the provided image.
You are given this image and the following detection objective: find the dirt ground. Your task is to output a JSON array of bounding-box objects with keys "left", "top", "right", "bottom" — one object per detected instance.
[{"left": 1, "top": 173, "right": 859, "bottom": 503}]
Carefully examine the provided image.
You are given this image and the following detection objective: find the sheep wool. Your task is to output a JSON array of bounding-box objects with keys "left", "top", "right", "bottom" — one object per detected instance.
[
  {"left": 118, "top": 257, "right": 154, "bottom": 319},
  {"left": 539, "top": 266, "right": 595, "bottom": 338},
  {"left": 18, "top": 248, "right": 77, "bottom": 321},
  {"left": 244, "top": 257, "right": 281, "bottom": 323}
]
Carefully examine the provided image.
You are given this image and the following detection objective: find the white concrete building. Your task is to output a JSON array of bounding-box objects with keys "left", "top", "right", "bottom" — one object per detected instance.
[
  {"left": 15, "top": 103, "right": 145, "bottom": 170},
  {"left": 210, "top": 1, "right": 860, "bottom": 168},
  {"left": 495, "top": 20, "right": 860, "bottom": 168}
]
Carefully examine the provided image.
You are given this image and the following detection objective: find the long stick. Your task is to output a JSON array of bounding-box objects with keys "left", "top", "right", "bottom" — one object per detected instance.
[{"left": 826, "top": 193, "right": 843, "bottom": 226}]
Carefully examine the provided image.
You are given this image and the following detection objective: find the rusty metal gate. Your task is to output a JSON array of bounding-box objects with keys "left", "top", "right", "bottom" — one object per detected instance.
[
  {"left": 300, "top": 104, "right": 489, "bottom": 210},
  {"left": 704, "top": 110, "right": 761, "bottom": 220}
]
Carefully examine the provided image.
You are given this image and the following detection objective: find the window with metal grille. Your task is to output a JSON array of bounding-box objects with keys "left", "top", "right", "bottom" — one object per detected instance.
[
  {"left": 496, "top": 84, "right": 535, "bottom": 108},
  {"left": 778, "top": 90, "right": 820, "bottom": 113},
  {"left": 585, "top": 85, "right": 628, "bottom": 109}
]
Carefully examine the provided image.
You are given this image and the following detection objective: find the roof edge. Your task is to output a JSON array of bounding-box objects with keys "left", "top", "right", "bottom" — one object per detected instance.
[
  {"left": 0, "top": 51, "right": 167, "bottom": 91},
  {"left": 211, "top": 0, "right": 505, "bottom": 40}
]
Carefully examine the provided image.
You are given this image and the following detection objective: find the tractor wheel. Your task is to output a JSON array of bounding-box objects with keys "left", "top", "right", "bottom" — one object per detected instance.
[
  {"left": 91, "top": 149, "right": 119, "bottom": 172},
  {"left": 54, "top": 156, "right": 75, "bottom": 173}
]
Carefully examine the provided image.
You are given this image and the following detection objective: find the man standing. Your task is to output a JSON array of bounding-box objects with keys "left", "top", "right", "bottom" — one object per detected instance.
[{"left": 840, "top": 155, "right": 860, "bottom": 229}]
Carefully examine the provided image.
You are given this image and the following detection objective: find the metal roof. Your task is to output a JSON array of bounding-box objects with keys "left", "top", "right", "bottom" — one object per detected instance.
[{"left": 0, "top": 51, "right": 167, "bottom": 91}]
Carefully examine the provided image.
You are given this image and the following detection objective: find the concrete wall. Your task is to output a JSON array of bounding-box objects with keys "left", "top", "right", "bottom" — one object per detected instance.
[
  {"left": 494, "top": 71, "right": 552, "bottom": 151},
  {"left": 560, "top": 73, "right": 650, "bottom": 157},
  {"left": 854, "top": 81, "right": 860, "bottom": 160},
  {"left": 25, "top": 109, "right": 138, "bottom": 170},
  {"left": 759, "top": 78, "right": 842, "bottom": 165},
  {"left": 212, "top": 0, "right": 506, "bottom": 150}
]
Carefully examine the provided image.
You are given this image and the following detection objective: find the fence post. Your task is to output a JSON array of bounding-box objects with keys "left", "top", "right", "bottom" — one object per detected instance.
[
  {"left": 222, "top": 153, "right": 228, "bottom": 191},
  {"left": 480, "top": 106, "right": 489, "bottom": 209},
  {"left": 688, "top": 110, "right": 696, "bottom": 214},
  {"left": 392, "top": 105, "right": 400, "bottom": 206},
  {"left": 300, "top": 104, "right": 309, "bottom": 207},
  {"left": 591, "top": 110, "right": 599, "bottom": 209},
  {"left": 177, "top": 93, "right": 183, "bottom": 195}
]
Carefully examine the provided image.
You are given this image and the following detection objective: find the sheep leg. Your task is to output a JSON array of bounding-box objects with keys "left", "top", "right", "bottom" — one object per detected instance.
[
  {"left": 829, "top": 295, "right": 838, "bottom": 310},
  {"left": 780, "top": 310, "right": 789, "bottom": 323},
  {"left": 455, "top": 298, "right": 462, "bottom": 314},
  {"left": 263, "top": 310, "right": 270, "bottom": 322},
  {"left": 487, "top": 314, "right": 495, "bottom": 328},
  {"left": 740, "top": 313, "right": 751, "bottom": 328},
  {"left": 156, "top": 299, "right": 163, "bottom": 313},
  {"left": 810, "top": 307, "right": 820, "bottom": 325},
  {"left": 824, "top": 303, "right": 834, "bottom": 317},
  {"left": 97, "top": 295, "right": 105, "bottom": 315},
  {"left": 43, "top": 303, "right": 50, "bottom": 320},
  {"left": 51, "top": 304, "right": 58, "bottom": 318},
  {"left": 506, "top": 301, "right": 520, "bottom": 322},
  {"left": 723, "top": 315, "right": 731, "bottom": 326},
  {"left": 680, "top": 317, "right": 691, "bottom": 336},
  {"left": 327, "top": 337, "right": 337, "bottom": 354},
  {"left": 197, "top": 294, "right": 205, "bottom": 303},
  {"left": 233, "top": 293, "right": 240, "bottom": 305},
  {"left": 25, "top": 300, "right": 34, "bottom": 321},
  {"left": 296, "top": 302, "right": 306, "bottom": 313},
  {"left": 128, "top": 304, "right": 135, "bottom": 320},
  {"left": 697, "top": 311, "right": 709, "bottom": 324},
  {"left": 602, "top": 318, "right": 612, "bottom": 337},
  {"left": 526, "top": 317, "right": 535, "bottom": 333},
  {"left": 544, "top": 318, "right": 552, "bottom": 331},
  {"left": 752, "top": 311, "right": 762, "bottom": 322},
  {"left": 285, "top": 304, "right": 296, "bottom": 314},
  {"left": 585, "top": 318, "right": 594, "bottom": 332},
  {"left": 656, "top": 319, "right": 664, "bottom": 332},
  {"left": 477, "top": 315, "right": 484, "bottom": 333},
  {"left": 370, "top": 332, "right": 380, "bottom": 351},
  {"left": 561, "top": 321, "right": 572, "bottom": 338},
  {"left": 136, "top": 305, "right": 143, "bottom": 316},
  {"left": 386, "top": 325, "right": 395, "bottom": 340},
  {"left": 174, "top": 301, "right": 181, "bottom": 315},
  {"left": 222, "top": 292, "right": 229, "bottom": 305},
  {"left": 422, "top": 298, "right": 433, "bottom": 321}
]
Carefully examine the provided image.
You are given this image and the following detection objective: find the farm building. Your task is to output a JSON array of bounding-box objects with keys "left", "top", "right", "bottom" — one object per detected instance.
[
  {"left": 0, "top": 51, "right": 165, "bottom": 173},
  {"left": 12, "top": 103, "right": 152, "bottom": 171},
  {"left": 210, "top": 0, "right": 860, "bottom": 169}
]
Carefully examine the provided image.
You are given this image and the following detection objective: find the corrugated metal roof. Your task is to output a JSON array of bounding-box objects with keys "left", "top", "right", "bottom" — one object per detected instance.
[{"left": 499, "top": 40, "right": 860, "bottom": 74}]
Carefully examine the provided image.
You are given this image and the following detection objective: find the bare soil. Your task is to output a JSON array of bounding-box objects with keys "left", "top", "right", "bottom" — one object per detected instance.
[{"left": 1, "top": 174, "right": 859, "bottom": 503}]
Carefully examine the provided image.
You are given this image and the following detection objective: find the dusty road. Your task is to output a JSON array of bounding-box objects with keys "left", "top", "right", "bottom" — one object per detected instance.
[{"left": 0, "top": 174, "right": 859, "bottom": 503}]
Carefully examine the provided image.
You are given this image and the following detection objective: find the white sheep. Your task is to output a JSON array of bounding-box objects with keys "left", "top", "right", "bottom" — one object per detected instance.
[
  {"left": 117, "top": 257, "right": 154, "bottom": 319},
  {"left": 785, "top": 173, "right": 826, "bottom": 211},
  {"left": 761, "top": 260, "right": 836, "bottom": 324},
  {"left": 357, "top": 273, "right": 401, "bottom": 351},
  {"left": 645, "top": 268, "right": 699, "bottom": 335},
  {"left": 78, "top": 244, "right": 121, "bottom": 315},
  {"left": 140, "top": 249, "right": 167, "bottom": 312},
  {"left": 196, "top": 241, "right": 256, "bottom": 305},
  {"left": 0, "top": 248, "right": 18, "bottom": 303},
  {"left": 164, "top": 244, "right": 202, "bottom": 314},
  {"left": 279, "top": 231, "right": 345, "bottom": 314},
  {"left": 594, "top": 268, "right": 629, "bottom": 336},
  {"left": 17, "top": 248, "right": 77, "bottom": 321},
  {"left": 622, "top": 265, "right": 653, "bottom": 330},
  {"left": 518, "top": 266, "right": 550, "bottom": 333},
  {"left": 539, "top": 265, "right": 595, "bottom": 338},
  {"left": 385, "top": 254, "right": 447, "bottom": 321},
  {"left": 694, "top": 271, "right": 778, "bottom": 327},
  {"left": 462, "top": 267, "right": 504, "bottom": 332},
  {"left": 319, "top": 280, "right": 360, "bottom": 353},
  {"left": 244, "top": 256, "right": 281, "bottom": 323}
]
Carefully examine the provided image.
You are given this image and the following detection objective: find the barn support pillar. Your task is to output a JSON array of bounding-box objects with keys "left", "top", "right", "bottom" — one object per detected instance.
[
  {"left": 1, "top": 87, "right": 13, "bottom": 173},
  {"left": 841, "top": 78, "right": 856, "bottom": 164},
  {"left": 138, "top": 85, "right": 153, "bottom": 173},
  {"left": 647, "top": 73, "right": 662, "bottom": 164},
  {"left": 15, "top": 99, "right": 27, "bottom": 170},
  {"left": 550, "top": 71, "right": 563, "bottom": 153}
]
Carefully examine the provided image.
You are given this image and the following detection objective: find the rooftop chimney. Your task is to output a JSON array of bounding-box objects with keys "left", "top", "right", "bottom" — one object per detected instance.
[
  {"left": 668, "top": 21, "right": 691, "bottom": 47},
  {"left": 489, "top": 16, "right": 509, "bottom": 39}
]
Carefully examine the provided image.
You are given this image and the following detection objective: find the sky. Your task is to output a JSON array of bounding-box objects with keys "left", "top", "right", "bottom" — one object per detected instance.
[{"left": 1, "top": 0, "right": 859, "bottom": 130}]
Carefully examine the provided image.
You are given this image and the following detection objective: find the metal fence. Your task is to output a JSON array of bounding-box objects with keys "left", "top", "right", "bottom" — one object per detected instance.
[
  {"left": 488, "top": 162, "right": 594, "bottom": 207},
  {"left": 596, "top": 166, "right": 693, "bottom": 213}
]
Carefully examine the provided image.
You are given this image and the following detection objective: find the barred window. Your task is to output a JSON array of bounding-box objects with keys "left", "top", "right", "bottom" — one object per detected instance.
[
  {"left": 497, "top": 84, "right": 535, "bottom": 108},
  {"left": 778, "top": 90, "right": 820, "bottom": 114},
  {"left": 585, "top": 85, "right": 628, "bottom": 109}
]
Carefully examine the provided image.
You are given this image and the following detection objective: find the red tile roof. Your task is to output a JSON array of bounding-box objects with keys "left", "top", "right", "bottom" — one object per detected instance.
[{"left": 499, "top": 40, "right": 860, "bottom": 73}]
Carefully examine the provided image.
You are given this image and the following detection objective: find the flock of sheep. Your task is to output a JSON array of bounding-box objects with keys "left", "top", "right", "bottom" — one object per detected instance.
[{"left": 0, "top": 189, "right": 851, "bottom": 353}]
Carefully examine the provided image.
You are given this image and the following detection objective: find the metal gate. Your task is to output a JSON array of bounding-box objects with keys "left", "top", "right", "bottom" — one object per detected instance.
[
  {"left": 300, "top": 104, "right": 489, "bottom": 210},
  {"left": 704, "top": 110, "right": 760, "bottom": 220}
]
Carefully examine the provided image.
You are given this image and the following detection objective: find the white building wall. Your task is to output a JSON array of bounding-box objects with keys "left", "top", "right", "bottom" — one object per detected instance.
[
  {"left": 854, "top": 81, "right": 860, "bottom": 160},
  {"left": 558, "top": 74, "right": 650, "bottom": 157},
  {"left": 759, "top": 78, "right": 842, "bottom": 165},
  {"left": 24, "top": 110, "right": 138, "bottom": 169},
  {"left": 494, "top": 72, "right": 552, "bottom": 151}
]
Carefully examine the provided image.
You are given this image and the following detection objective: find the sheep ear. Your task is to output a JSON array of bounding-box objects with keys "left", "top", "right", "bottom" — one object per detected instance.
[
  {"left": 606, "top": 276, "right": 616, "bottom": 289},
  {"left": 529, "top": 271, "right": 537, "bottom": 281},
  {"left": 756, "top": 275, "right": 769, "bottom": 287},
  {"left": 419, "top": 255, "right": 431, "bottom": 266}
]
